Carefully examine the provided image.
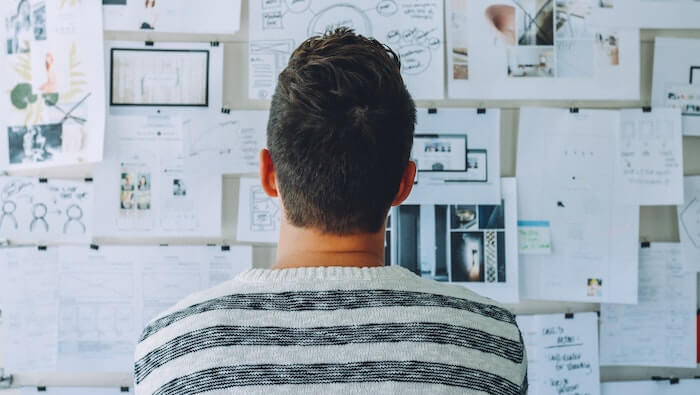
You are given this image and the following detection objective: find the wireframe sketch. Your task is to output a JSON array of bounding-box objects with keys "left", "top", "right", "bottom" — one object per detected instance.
[
  {"left": 0, "top": 176, "right": 92, "bottom": 242},
  {"left": 250, "top": 185, "right": 280, "bottom": 232},
  {"left": 3, "top": 0, "right": 105, "bottom": 169},
  {"left": 249, "top": 0, "right": 445, "bottom": 99}
]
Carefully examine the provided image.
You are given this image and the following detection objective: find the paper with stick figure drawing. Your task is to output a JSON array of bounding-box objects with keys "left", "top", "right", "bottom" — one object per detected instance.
[
  {"left": 249, "top": 0, "right": 445, "bottom": 100},
  {"left": 0, "top": 0, "right": 105, "bottom": 170},
  {"left": 0, "top": 176, "right": 93, "bottom": 243}
]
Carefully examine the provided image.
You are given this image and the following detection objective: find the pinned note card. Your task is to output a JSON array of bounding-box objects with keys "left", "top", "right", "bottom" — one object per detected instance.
[
  {"left": 518, "top": 220, "right": 552, "bottom": 255},
  {"left": 517, "top": 313, "right": 600, "bottom": 395}
]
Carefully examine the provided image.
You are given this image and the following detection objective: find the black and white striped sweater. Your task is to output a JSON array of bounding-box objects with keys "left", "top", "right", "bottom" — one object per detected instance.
[{"left": 134, "top": 266, "right": 527, "bottom": 394}]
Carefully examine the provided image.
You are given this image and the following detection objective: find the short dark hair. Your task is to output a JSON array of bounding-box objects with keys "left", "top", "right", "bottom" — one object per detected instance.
[{"left": 267, "top": 27, "right": 416, "bottom": 235}]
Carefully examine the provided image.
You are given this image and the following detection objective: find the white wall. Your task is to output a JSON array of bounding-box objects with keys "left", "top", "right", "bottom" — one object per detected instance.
[{"left": 2, "top": 0, "right": 700, "bottom": 389}]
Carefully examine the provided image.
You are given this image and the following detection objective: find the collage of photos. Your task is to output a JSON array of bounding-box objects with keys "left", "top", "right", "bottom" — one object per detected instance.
[
  {"left": 119, "top": 170, "right": 151, "bottom": 212},
  {"left": 450, "top": 0, "right": 620, "bottom": 80},
  {"left": 392, "top": 200, "right": 507, "bottom": 285}
]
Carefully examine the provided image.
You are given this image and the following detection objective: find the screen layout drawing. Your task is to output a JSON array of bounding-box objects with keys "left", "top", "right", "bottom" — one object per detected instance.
[
  {"left": 390, "top": 178, "right": 518, "bottom": 303},
  {"left": 236, "top": 177, "right": 282, "bottom": 243},
  {"left": 110, "top": 48, "right": 209, "bottom": 106},
  {"left": 405, "top": 108, "right": 500, "bottom": 205}
]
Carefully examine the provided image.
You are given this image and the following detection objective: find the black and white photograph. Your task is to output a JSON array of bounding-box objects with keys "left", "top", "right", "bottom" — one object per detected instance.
[
  {"left": 172, "top": 179, "right": 187, "bottom": 196},
  {"left": 8, "top": 123, "right": 62, "bottom": 164}
]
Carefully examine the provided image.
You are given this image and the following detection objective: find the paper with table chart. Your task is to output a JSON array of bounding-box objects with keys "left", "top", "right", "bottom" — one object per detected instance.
[
  {"left": 600, "top": 243, "right": 697, "bottom": 368},
  {"left": 93, "top": 114, "right": 222, "bottom": 238},
  {"left": 0, "top": 0, "right": 105, "bottom": 171},
  {"left": 446, "top": 0, "right": 640, "bottom": 100},
  {"left": 390, "top": 178, "right": 519, "bottom": 303},
  {"left": 0, "top": 176, "right": 92, "bottom": 243},
  {"left": 404, "top": 108, "right": 501, "bottom": 205},
  {"left": 184, "top": 111, "right": 269, "bottom": 175},
  {"left": 237, "top": 177, "right": 281, "bottom": 243},
  {"left": 652, "top": 38, "right": 700, "bottom": 136},
  {"left": 517, "top": 313, "right": 600, "bottom": 395},
  {"left": 679, "top": 176, "right": 700, "bottom": 272},
  {"left": 0, "top": 244, "right": 252, "bottom": 373},
  {"left": 102, "top": 0, "right": 241, "bottom": 34},
  {"left": 615, "top": 108, "right": 684, "bottom": 206},
  {"left": 248, "top": 0, "right": 444, "bottom": 100},
  {"left": 602, "top": 379, "right": 700, "bottom": 395},
  {"left": 517, "top": 108, "right": 639, "bottom": 304},
  {"left": 640, "top": 0, "right": 700, "bottom": 29}
]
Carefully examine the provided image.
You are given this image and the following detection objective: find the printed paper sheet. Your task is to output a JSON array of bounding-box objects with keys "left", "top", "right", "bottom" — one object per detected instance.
[
  {"left": 517, "top": 108, "right": 639, "bottom": 304},
  {"left": 446, "top": 0, "right": 640, "bottom": 100},
  {"left": 0, "top": 176, "right": 92, "bottom": 243},
  {"left": 652, "top": 37, "right": 700, "bottom": 136},
  {"left": 103, "top": 0, "right": 241, "bottom": 34},
  {"left": 391, "top": 178, "right": 519, "bottom": 303},
  {"left": 0, "top": 245, "right": 252, "bottom": 373},
  {"left": 248, "top": 0, "right": 445, "bottom": 100},
  {"left": 93, "top": 114, "right": 222, "bottom": 238},
  {"left": 0, "top": 0, "right": 106, "bottom": 170},
  {"left": 602, "top": 379, "right": 700, "bottom": 395},
  {"left": 405, "top": 108, "right": 501, "bottom": 205},
  {"left": 600, "top": 243, "right": 697, "bottom": 368},
  {"left": 517, "top": 313, "right": 601, "bottom": 395}
]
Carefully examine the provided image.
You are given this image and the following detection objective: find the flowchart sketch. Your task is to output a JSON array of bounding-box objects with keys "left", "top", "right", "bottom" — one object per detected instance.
[
  {"left": 237, "top": 177, "right": 281, "bottom": 243},
  {"left": 249, "top": 0, "right": 445, "bottom": 100},
  {"left": 0, "top": 0, "right": 106, "bottom": 170},
  {"left": 0, "top": 176, "right": 93, "bottom": 243}
]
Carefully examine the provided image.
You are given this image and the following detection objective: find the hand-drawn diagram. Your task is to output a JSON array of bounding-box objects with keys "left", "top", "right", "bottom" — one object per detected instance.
[
  {"left": 0, "top": 176, "right": 93, "bottom": 242},
  {"left": 2, "top": 0, "right": 105, "bottom": 169},
  {"left": 249, "top": 0, "right": 445, "bottom": 100},
  {"left": 184, "top": 111, "right": 268, "bottom": 175}
]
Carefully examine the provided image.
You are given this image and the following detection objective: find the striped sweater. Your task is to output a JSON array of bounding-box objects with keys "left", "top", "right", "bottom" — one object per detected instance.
[{"left": 134, "top": 266, "right": 527, "bottom": 394}]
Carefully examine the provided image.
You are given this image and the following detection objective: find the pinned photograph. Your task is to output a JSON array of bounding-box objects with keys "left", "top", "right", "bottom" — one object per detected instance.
[
  {"left": 451, "top": 232, "right": 485, "bottom": 282},
  {"left": 507, "top": 46, "right": 554, "bottom": 77},
  {"left": 515, "top": 0, "right": 554, "bottom": 46},
  {"left": 555, "top": 0, "right": 594, "bottom": 39},
  {"left": 587, "top": 278, "right": 603, "bottom": 297},
  {"left": 5, "top": 0, "right": 47, "bottom": 54},
  {"left": 596, "top": 31, "right": 620, "bottom": 66},
  {"left": 173, "top": 179, "right": 187, "bottom": 196},
  {"left": 7, "top": 123, "right": 62, "bottom": 164}
]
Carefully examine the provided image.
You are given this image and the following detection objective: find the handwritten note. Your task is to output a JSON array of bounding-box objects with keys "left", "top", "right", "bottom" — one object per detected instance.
[
  {"left": 616, "top": 108, "right": 684, "bottom": 205},
  {"left": 518, "top": 220, "right": 552, "bottom": 255},
  {"left": 600, "top": 243, "right": 697, "bottom": 368},
  {"left": 517, "top": 313, "right": 600, "bottom": 395}
]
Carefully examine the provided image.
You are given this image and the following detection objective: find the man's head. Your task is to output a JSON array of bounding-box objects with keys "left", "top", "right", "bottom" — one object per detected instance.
[{"left": 261, "top": 28, "right": 416, "bottom": 235}]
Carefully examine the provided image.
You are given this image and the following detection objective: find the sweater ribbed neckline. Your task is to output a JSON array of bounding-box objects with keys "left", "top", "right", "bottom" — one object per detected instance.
[{"left": 235, "top": 265, "right": 416, "bottom": 282}]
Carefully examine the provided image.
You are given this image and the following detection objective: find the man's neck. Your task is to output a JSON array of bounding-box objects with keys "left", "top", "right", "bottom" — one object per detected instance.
[{"left": 273, "top": 220, "right": 386, "bottom": 269}]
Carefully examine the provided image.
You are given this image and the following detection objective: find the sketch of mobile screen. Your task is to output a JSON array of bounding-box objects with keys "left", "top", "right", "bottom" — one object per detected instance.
[
  {"left": 412, "top": 134, "right": 471, "bottom": 185},
  {"left": 110, "top": 48, "right": 210, "bottom": 106}
]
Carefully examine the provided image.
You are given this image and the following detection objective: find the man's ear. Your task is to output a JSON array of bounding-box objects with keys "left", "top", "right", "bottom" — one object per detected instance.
[
  {"left": 259, "top": 148, "right": 279, "bottom": 198},
  {"left": 391, "top": 160, "right": 416, "bottom": 206}
]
